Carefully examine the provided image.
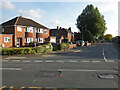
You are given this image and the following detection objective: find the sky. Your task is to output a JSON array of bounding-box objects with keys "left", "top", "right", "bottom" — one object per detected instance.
[{"left": 0, "top": 0, "right": 119, "bottom": 37}]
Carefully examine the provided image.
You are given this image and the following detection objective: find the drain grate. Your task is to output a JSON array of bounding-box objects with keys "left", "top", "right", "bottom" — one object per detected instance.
[
  {"left": 35, "top": 71, "right": 60, "bottom": 77},
  {"left": 98, "top": 74, "right": 115, "bottom": 79}
]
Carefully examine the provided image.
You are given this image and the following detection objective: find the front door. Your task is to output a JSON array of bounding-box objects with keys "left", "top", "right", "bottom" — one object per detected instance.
[{"left": 16, "top": 38, "right": 20, "bottom": 47}]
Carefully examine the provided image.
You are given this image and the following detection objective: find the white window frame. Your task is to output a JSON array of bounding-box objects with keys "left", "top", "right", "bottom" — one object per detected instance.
[
  {"left": 37, "top": 28, "right": 43, "bottom": 33},
  {"left": 25, "top": 27, "right": 33, "bottom": 33},
  {"left": 2, "top": 28, "right": 4, "bottom": 32},
  {"left": 17, "top": 26, "right": 22, "bottom": 32},
  {"left": 45, "top": 29, "right": 48, "bottom": 34},
  {"left": 4, "top": 37, "right": 10, "bottom": 42},
  {"left": 25, "top": 38, "right": 33, "bottom": 43},
  {"left": 50, "top": 38, "right": 56, "bottom": 43},
  {"left": 37, "top": 38, "right": 43, "bottom": 43}
]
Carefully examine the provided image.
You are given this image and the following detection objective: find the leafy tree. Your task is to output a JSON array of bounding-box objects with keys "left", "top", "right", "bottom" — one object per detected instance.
[
  {"left": 76, "top": 4, "right": 107, "bottom": 42},
  {"left": 63, "top": 37, "right": 69, "bottom": 43},
  {"left": 83, "top": 29, "right": 93, "bottom": 42},
  {"left": 104, "top": 34, "right": 113, "bottom": 40}
]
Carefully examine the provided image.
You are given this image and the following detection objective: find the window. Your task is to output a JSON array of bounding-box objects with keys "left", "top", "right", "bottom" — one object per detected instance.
[
  {"left": 2, "top": 28, "right": 4, "bottom": 32},
  {"left": 37, "top": 38, "right": 43, "bottom": 43},
  {"left": 50, "top": 39, "right": 56, "bottom": 43},
  {"left": 25, "top": 27, "right": 33, "bottom": 33},
  {"left": 17, "top": 26, "right": 22, "bottom": 32},
  {"left": 25, "top": 38, "right": 33, "bottom": 43},
  {"left": 68, "top": 33, "right": 71, "bottom": 36},
  {"left": 37, "top": 28, "right": 43, "bottom": 33},
  {"left": 45, "top": 29, "right": 48, "bottom": 34},
  {"left": 4, "top": 37, "right": 10, "bottom": 42}
]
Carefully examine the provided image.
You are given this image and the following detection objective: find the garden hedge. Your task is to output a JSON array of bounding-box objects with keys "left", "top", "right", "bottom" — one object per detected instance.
[
  {"left": 53, "top": 43, "right": 70, "bottom": 51},
  {"left": 1, "top": 43, "right": 53, "bottom": 55}
]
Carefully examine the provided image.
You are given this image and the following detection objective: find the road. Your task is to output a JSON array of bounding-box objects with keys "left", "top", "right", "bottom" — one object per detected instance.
[{"left": 1, "top": 42, "right": 119, "bottom": 89}]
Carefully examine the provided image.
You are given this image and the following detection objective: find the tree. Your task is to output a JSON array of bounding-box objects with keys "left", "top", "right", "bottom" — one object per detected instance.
[
  {"left": 76, "top": 4, "right": 107, "bottom": 42},
  {"left": 63, "top": 37, "right": 69, "bottom": 43},
  {"left": 83, "top": 29, "right": 93, "bottom": 42},
  {"left": 104, "top": 34, "right": 113, "bottom": 41}
]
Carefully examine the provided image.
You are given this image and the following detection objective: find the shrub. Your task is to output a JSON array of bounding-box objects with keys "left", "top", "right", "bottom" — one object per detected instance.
[
  {"left": 59, "top": 43, "right": 70, "bottom": 50},
  {"left": 0, "top": 47, "right": 1, "bottom": 54},
  {"left": 1, "top": 42, "right": 53, "bottom": 55},
  {"left": 72, "top": 41, "right": 76, "bottom": 44},
  {"left": 53, "top": 45, "right": 59, "bottom": 51},
  {"left": 36, "top": 43, "right": 53, "bottom": 53}
]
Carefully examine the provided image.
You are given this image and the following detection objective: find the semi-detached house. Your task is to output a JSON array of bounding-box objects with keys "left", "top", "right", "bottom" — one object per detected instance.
[{"left": 0, "top": 16, "right": 54, "bottom": 48}]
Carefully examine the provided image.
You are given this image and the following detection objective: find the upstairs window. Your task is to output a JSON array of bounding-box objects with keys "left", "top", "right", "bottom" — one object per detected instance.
[
  {"left": 17, "top": 26, "right": 22, "bottom": 32},
  {"left": 4, "top": 37, "right": 10, "bottom": 42},
  {"left": 45, "top": 29, "right": 48, "bottom": 34},
  {"left": 25, "top": 27, "right": 33, "bottom": 33},
  {"left": 2, "top": 28, "right": 4, "bottom": 32},
  {"left": 37, "top": 28, "right": 43, "bottom": 33}
]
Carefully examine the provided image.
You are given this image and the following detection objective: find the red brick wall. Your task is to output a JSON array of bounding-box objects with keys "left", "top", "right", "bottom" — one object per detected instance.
[
  {"left": 0, "top": 34, "right": 13, "bottom": 48},
  {"left": 36, "top": 33, "right": 43, "bottom": 38},
  {"left": 69, "top": 44, "right": 76, "bottom": 49},
  {"left": 43, "top": 29, "right": 49, "bottom": 42},
  {"left": 67, "top": 33, "right": 72, "bottom": 42},
  {"left": 14, "top": 26, "right": 25, "bottom": 47}
]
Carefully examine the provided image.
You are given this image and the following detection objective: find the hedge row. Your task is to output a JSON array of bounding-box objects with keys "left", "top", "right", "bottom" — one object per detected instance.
[
  {"left": 1, "top": 43, "right": 53, "bottom": 55},
  {"left": 53, "top": 43, "right": 70, "bottom": 51}
]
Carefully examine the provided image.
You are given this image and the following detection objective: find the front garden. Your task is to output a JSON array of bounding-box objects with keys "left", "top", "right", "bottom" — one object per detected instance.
[{"left": 0, "top": 42, "right": 74, "bottom": 55}]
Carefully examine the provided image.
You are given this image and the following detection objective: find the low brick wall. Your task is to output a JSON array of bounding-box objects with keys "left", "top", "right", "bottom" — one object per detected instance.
[
  {"left": 86, "top": 43, "right": 91, "bottom": 46},
  {"left": 69, "top": 44, "right": 77, "bottom": 49}
]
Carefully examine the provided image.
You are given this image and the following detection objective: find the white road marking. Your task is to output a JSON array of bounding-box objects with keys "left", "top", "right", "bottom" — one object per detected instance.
[
  {"left": 22, "top": 60, "right": 31, "bottom": 63},
  {"left": 35, "top": 61, "right": 43, "bottom": 63},
  {"left": 45, "top": 60, "right": 54, "bottom": 63},
  {"left": 2, "top": 60, "right": 8, "bottom": 62},
  {"left": 103, "top": 56, "right": 107, "bottom": 62},
  {"left": 68, "top": 61, "right": 78, "bottom": 63},
  {"left": 103, "top": 53, "right": 104, "bottom": 56},
  {"left": 58, "top": 69, "right": 117, "bottom": 72},
  {"left": 56, "top": 60, "right": 64, "bottom": 63},
  {"left": 103, "top": 48, "right": 108, "bottom": 62},
  {"left": 81, "top": 61, "right": 90, "bottom": 62},
  {"left": 12, "top": 60, "right": 20, "bottom": 62},
  {"left": 92, "top": 61, "right": 101, "bottom": 62},
  {"left": 107, "top": 60, "right": 114, "bottom": 62},
  {"left": 0, "top": 68, "right": 22, "bottom": 70}
]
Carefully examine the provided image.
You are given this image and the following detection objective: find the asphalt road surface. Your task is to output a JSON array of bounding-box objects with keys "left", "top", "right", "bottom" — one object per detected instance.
[{"left": 1, "top": 42, "right": 119, "bottom": 89}]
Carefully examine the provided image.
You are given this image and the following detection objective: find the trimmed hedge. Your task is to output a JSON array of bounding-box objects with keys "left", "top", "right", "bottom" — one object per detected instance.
[
  {"left": 1, "top": 43, "right": 53, "bottom": 55},
  {"left": 53, "top": 43, "right": 70, "bottom": 51},
  {"left": 60, "top": 43, "right": 70, "bottom": 50}
]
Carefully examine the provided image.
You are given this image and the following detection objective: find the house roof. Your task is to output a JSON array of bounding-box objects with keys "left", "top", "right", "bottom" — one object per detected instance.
[{"left": 1, "top": 16, "right": 48, "bottom": 29}]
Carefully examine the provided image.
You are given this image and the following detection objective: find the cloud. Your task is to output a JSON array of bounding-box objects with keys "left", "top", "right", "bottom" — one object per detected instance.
[
  {"left": 98, "top": 2, "right": 118, "bottom": 15},
  {"left": 54, "top": 20, "right": 60, "bottom": 24},
  {"left": 18, "top": 9, "right": 43, "bottom": 20},
  {"left": 2, "top": 2, "right": 15, "bottom": 10}
]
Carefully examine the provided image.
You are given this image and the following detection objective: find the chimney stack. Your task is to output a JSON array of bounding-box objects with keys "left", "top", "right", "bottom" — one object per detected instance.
[
  {"left": 57, "top": 26, "right": 59, "bottom": 30},
  {"left": 68, "top": 27, "right": 71, "bottom": 31}
]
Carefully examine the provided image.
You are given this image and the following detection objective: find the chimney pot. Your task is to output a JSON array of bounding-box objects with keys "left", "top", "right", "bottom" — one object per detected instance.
[{"left": 57, "top": 26, "right": 59, "bottom": 30}]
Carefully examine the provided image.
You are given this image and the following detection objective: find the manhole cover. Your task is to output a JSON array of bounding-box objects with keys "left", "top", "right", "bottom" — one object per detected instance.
[
  {"left": 35, "top": 71, "right": 60, "bottom": 77},
  {"left": 98, "top": 74, "right": 114, "bottom": 79}
]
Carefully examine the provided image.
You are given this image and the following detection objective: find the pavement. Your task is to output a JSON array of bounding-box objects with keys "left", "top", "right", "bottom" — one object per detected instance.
[{"left": 0, "top": 42, "right": 119, "bottom": 89}]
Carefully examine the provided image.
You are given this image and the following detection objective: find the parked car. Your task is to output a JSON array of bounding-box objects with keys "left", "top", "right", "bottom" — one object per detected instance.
[
  {"left": 101, "top": 40, "right": 104, "bottom": 43},
  {"left": 76, "top": 40, "right": 85, "bottom": 46}
]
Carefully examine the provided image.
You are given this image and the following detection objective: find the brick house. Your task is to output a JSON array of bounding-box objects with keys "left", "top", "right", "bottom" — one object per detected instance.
[
  {"left": 0, "top": 16, "right": 54, "bottom": 47},
  {"left": 0, "top": 34, "right": 13, "bottom": 47},
  {"left": 50, "top": 26, "right": 74, "bottom": 43}
]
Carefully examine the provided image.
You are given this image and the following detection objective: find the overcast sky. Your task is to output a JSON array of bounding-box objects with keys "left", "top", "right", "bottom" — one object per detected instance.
[{"left": 0, "top": 0, "right": 119, "bottom": 37}]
